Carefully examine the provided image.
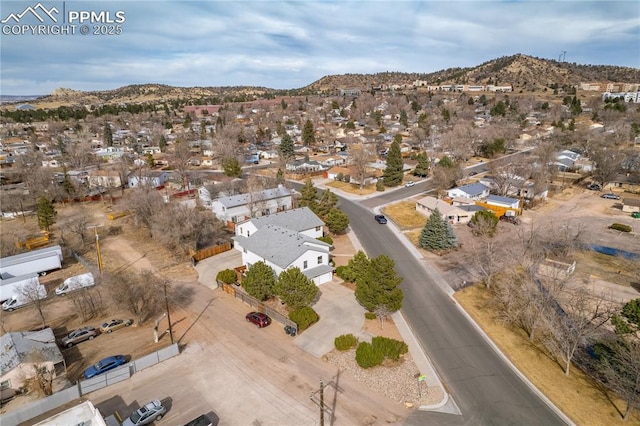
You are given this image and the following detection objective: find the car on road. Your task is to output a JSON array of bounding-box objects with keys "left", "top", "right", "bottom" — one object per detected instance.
[
  {"left": 587, "top": 183, "right": 602, "bottom": 190},
  {"left": 60, "top": 326, "right": 97, "bottom": 348},
  {"left": 100, "top": 318, "right": 133, "bottom": 333},
  {"left": 122, "top": 400, "right": 166, "bottom": 426},
  {"left": 246, "top": 312, "right": 271, "bottom": 328},
  {"left": 374, "top": 214, "right": 387, "bottom": 224},
  {"left": 601, "top": 193, "right": 620, "bottom": 200},
  {"left": 84, "top": 354, "right": 127, "bottom": 379},
  {"left": 404, "top": 181, "right": 415, "bottom": 187}
]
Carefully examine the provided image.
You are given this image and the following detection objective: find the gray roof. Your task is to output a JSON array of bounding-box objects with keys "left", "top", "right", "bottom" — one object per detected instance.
[
  {"left": 452, "top": 182, "right": 489, "bottom": 197},
  {"left": 1, "top": 328, "right": 63, "bottom": 374},
  {"left": 487, "top": 194, "right": 519, "bottom": 205},
  {"left": 217, "top": 186, "right": 291, "bottom": 208},
  {"left": 234, "top": 224, "right": 329, "bottom": 269},
  {"left": 248, "top": 207, "right": 324, "bottom": 232},
  {"left": 302, "top": 264, "right": 334, "bottom": 280},
  {"left": 458, "top": 205, "right": 486, "bottom": 213}
]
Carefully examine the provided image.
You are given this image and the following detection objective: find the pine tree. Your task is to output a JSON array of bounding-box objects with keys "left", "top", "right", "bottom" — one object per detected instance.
[
  {"left": 298, "top": 178, "right": 318, "bottom": 212},
  {"left": 302, "top": 119, "right": 315, "bottom": 146},
  {"left": 103, "top": 122, "right": 113, "bottom": 147},
  {"left": 316, "top": 189, "right": 337, "bottom": 218},
  {"left": 279, "top": 133, "right": 295, "bottom": 159},
  {"left": 413, "top": 152, "right": 430, "bottom": 177},
  {"left": 399, "top": 109, "right": 408, "bottom": 127},
  {"left": 159, "top": 135, "right": 167, "bottom": 152},
  {"left": 36, "top": 197, "right": 57, "bottom": 232},
  {"left": 222, "top": 157, "right": 241, "bottom": 177},
  {"left": 419, "top": 208, "right": 458, "bottom": 251},
  {"left": 355, "top": 255, "right": 403, "bottom": 312},
  {"left": 275, "top": 267, "right": 319, "bottom": 309},
  {"left": 325, "top": 208, "right": 349, "bottom": 234},
  {"left": 344, "top": 250, "right": 370, "bottom": 282},
  {"left": 242, "top": 261, "right": 276, "bottom": 301},
  {"left": 276, "top": 168, "right": 285, "bottom": 184},
  {"left": 383, "top": 139, "right": 404, "bottom": 187}
]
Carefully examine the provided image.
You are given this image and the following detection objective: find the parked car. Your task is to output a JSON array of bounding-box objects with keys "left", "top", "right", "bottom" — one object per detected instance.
[
  {"left": 100, "top": 318, "right": 133, "bottom": 333},
  {"left": 499, "top": 215, "right": 521, "bottom": 225},
  {"left": 632, "top": 212, "right": 640, "bottom": 219},
  {"left": 404, "top": 181, "right": 415, "bottom": 187},
  {"left": 122, "top": 400, "right": 166, "bottom": 426},
  {"left": 184, "top": 414, "right": 214, "bottom": 426},
  {"left": 84, "top": 354, "right": 126, "bottom": 379},
  {"left": 374, "top": 214, "right": 387, "bottom": 224},
  {"left": 60, "top": 326, "right": 98, "bottom": 348},
  {"left": 246, "top": 311, "right": 271, "bottom": 328},
  {"left": 587, "top": 183, "right": 601, "bottom": 190},
  {"left": 601, "top": 193, "right": 621, "bottom": 200}
]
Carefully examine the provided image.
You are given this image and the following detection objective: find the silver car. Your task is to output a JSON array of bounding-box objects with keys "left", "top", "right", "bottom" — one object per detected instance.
[
  {"left": 60, "top": 326, "right": 97, "bottom": 348},
  {"left": 122, "top": 400, "right": 166, "bottom": 426}
]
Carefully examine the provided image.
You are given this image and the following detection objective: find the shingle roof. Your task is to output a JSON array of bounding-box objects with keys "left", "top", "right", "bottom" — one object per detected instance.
[
  {"left": 248, "top": 207, "right": 324, "bottom": 232},
  {"left": 0, "top": 328, "right": 63, "bottom": 374},
  {"left": 452, "top": 182, "right": 489, "bottom": 197},
  {"left": 217, "top": 186, "right": 291, "bottom": 208},
  {"left": 486, "top": 194, "right": 520, "bottom": 205},
  {"left": 234, "top": 224, "right": 329, "bottom": 269}
]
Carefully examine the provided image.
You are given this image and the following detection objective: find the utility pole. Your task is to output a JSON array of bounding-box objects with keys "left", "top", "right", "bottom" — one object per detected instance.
[
  {"left": 310, "top": 379, "right": 336, "bottom": 426},
  {"left": 87, "top": 225, "right": 104, "bottom": 273},
  {"left": 163, "top": 280, "right": 174, "bottom": 344}
]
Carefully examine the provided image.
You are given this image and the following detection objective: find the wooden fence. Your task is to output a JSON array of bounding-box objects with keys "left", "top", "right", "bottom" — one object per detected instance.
[{"left": 190, "top": 242, "right": 233, "bottom": 264}]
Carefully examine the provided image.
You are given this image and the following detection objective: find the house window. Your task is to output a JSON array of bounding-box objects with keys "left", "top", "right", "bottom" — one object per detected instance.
[
  {"left": 315, "top": 226, "right": 321, "bottom": 232},
  {"left": 0, "top": 380, "right": 10, "bottom": 390},
  {"left": 243, "top": 248, "right": 247, "bottom": 253},
  {"left": 247, "top": 231, "right": 250, "bottom": 237},
  {"left": 317, "top": 255, "right": 322, "bottom": 265},
  {"left": 303, "top": 260, "right": 308, "bottom": 269}
]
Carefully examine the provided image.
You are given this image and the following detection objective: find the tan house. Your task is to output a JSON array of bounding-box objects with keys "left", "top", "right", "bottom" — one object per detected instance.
[
  {"left": 0, "top": 329, "right": 66, "bottom": 392},
  {"left": 416, "top": 196, "right": 484, "bottom": 224},
  {"left": 87, "top": 170, "right": 122, "bottom": 189}
]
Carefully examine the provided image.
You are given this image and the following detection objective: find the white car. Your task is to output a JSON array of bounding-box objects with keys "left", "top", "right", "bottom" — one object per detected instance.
[
  {"left": 122, "top": 400, "right": 166, "bottom": 426},
  {"left": 404, "top": 181, "right": 416, "bottom": 187}
]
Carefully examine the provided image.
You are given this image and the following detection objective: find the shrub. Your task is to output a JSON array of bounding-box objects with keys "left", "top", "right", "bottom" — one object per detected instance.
[
  {"left": 609, "top": 223, "right": 632, "bottom": 232},
  {"left": 289, "top": 306, "right": 319, "bottom": 331},
  {"left": 335, "top": 265, "right": 350, "bottom": 281},
  {"left": 376, "top": 180, "right": 385, "bottom": 191},
  {"left": 216, "top": 269, "right": 237, "bottom": 284},
  {"left": 365, "top": 312, "right": 377, "bottom": 320},
  {"left": 317, "top": 235, "right": 333, "bottom": 245},
  {"left": 355, "top": 342, "right": 384, "bottom": 368},
  {"left": 372, "top": 336, "right": 408, "bottom": 361},
  {"left": 334, "top": 334, "right": 359, "bottom": 351}
]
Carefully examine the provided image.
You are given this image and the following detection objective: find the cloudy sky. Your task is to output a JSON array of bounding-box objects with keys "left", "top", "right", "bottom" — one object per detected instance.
[{"left": 1, "top": 0, "right": 638, "bottom": 95}]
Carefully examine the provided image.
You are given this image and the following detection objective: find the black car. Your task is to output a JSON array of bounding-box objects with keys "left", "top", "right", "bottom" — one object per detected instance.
[
  {"left": 374, "top": 215, "right": 387, "bottom": 224},
  {"left": 587, "top": 183, "right": 601, "bottom": 190}
]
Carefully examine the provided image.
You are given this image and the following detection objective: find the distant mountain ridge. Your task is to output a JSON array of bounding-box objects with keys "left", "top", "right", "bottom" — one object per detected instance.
[{"left": 10, "top": 54, "right": 640, "bottom": 108}]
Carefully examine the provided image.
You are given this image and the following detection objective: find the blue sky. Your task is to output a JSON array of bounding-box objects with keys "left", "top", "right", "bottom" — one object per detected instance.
[{"left": 1, "top": 0, "right": 638, "bottom": 95}]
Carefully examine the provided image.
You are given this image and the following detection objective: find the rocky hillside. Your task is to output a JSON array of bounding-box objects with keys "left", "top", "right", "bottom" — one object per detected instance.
[{"left": 14, "top": 54, "right": 640, "bottom": 109}]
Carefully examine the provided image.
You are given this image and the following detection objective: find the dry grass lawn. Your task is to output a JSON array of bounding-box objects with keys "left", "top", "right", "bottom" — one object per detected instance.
[
  {"left": 382, "top": 201, "right": 426, "bottom": 230},
  {"left": 325, "top": 181, "right": 377, "bottom": 195},
  {"left": 573, "top": 250, "right": 639, "bottom": 288},
  {"left": 455, "top": 285, "right": 640, "bottom": 425}
]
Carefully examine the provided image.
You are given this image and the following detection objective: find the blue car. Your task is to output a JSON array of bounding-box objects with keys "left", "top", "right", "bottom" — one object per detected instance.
[{"left": 84, "top": 355, "right": 126, "bottom": 379}]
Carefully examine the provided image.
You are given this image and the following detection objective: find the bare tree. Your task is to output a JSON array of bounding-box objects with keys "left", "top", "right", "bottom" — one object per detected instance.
[
  {"left": 591, "top": 148, "right": 624, "bottom": 189},
  {"left": 58, "top": 210, "right": 91, "bottom": 253},
  {"left": 125, "top": 187, "right": 165, "bottom": 238},
  {"left": 171, "top": 139, "right": 192, "bottom": 190},
  {"left": 348, "top": 144, "right": 374, "bottom": 190},
  {"left": 17, "top": 279, "right": 48, "bottom": 329},
  {"left": 597, "top": 337, "right": 640, "bottom": 421},
  {"left": 106, "top": 270, "right": 163, "bottom": 325},
  {"left": 545, "top": 289, "right": 615, "bottom": 375},
  {"left": 69, "top": 287, "right": 103, "bottom": 321},
  {"left": 25, "top": 352, "right": 55, "bottom": 396}
]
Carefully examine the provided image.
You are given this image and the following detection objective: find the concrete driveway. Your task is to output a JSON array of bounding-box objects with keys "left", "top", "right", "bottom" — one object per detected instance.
[
  {"left": 194, "top": 249, "right": 242, "bottom": 290},
  {"left": 294, "top": 280, "right": 370, "bottom": 358}
]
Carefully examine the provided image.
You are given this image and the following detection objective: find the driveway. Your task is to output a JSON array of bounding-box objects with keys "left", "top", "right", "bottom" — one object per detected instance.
[{"left": 294, "top": 280, "right": 370, "bottom": 357}]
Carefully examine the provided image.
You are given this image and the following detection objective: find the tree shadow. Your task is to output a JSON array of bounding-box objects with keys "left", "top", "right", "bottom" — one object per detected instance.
[{"left": 177, "top": 297, "right": 216, "bottom": 345}]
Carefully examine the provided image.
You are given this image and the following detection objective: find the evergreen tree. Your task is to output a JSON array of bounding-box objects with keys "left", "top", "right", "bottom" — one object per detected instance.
[
  {"left": 413, "top": 152, "right": 430, "bottom": 177},
  {"left": 469, "top": 210, "right": 499, "bottom": 237},
  {"left": 103, "top": 122, "right": 113, "bottom": 147},
  {"left": 325, "top": 208, "right": 349, "bottom": 234},
  {"left": 242, "top": 261, "right": 276, "bottom": 301},
  {"left": 279, "top": 133, "right": 295, "bottom": 160},
  {"left": 302, "top": 119, "right": 315, "bottom": 146},
  {"left": 418, "top": 208, "right": 458, "bottom": 251},
  {"left": 36, "top": 197, "right": 57, "bottom": 232},
  {"left": 399, "top": 109, "right": 408, "bottom": 127},
  {"left": 355, "top": 255, "right": 403, "bottom": 313},
  {"left": 159, "top": 135, "right": 167, "bottom": 152},
  {"left": 276, "top": 168, "right": 285, "bottom": 184},
  {"left": 343, "top": 250, "right": 370, "bottom": 282},
  {"left": 275, "top": 267, "right": 319, "bottom": 309},
  {"left": 298, "top": 178, "right": 318, "bottom": 212},
  {"left": 316, "top": 189, "right": 338, "bottom": 217},
  {"left": 383, "top": 139, "right": 404, "bottom": 187},
  {"left": 222, "top": 156, "right": 242, "bottom": 177}
]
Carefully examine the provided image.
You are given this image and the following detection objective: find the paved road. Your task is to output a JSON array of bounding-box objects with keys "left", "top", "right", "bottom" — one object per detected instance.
[{"left": 340, "top": 199, "right": 566, "bottom": 425}]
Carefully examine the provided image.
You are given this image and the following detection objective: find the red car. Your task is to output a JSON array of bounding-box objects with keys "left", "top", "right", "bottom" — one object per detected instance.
[{"left": 246, "top": 312, "right": 271, "bottom": 328}]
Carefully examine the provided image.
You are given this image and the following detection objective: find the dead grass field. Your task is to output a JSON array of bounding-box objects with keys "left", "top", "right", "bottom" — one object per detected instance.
[
  {"left": 325, "top": 180, "right": 377, "bottom": 195},
  {"left": 381, "top": 201, "right": 426, "bottom": 230},
  {"left": 574, "top": 250, "right": 640, "bottom": 289},
  {"left": 455, "top": 285, "right": 640, "bottom": 425}
]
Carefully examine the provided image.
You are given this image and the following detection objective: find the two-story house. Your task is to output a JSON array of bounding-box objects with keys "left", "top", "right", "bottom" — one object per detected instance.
[
  {"left": 233, "top": 207, "right": 332, "bottom": 285},
  {"left": 212, "top": 185, "right": 292, "bottom": 226}
]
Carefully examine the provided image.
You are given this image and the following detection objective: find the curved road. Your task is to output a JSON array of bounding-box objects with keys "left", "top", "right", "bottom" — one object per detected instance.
[{"left": 340, "top": 196, "right": 567, "bottom": 425}]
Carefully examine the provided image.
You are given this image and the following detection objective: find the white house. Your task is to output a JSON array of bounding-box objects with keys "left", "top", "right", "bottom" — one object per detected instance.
[
  {"left": 212, "top": 185, "right": 292, "bottom": 225},
  {"left": 233, "top": 207, "right": 332, "bottom": 285},
  {"left": 0, "top": 328, "right": 66, "bottom": 392},
  {"left": 415, "top": 196, "right": 483, "bottom": 224},
  {"left": 485, "top": 195, "right": 521, "bottom": 209},
  {"left": 447, "top": 183, "right": 491, "bottom": 200},
  {"left": 127, "top": 171, "right": 169, "bottom": 188}
]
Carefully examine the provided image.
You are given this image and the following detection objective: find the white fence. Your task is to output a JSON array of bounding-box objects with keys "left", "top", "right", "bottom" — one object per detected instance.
[{"left": 0, "top": 343, "right": 180, "bottom": 426}]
